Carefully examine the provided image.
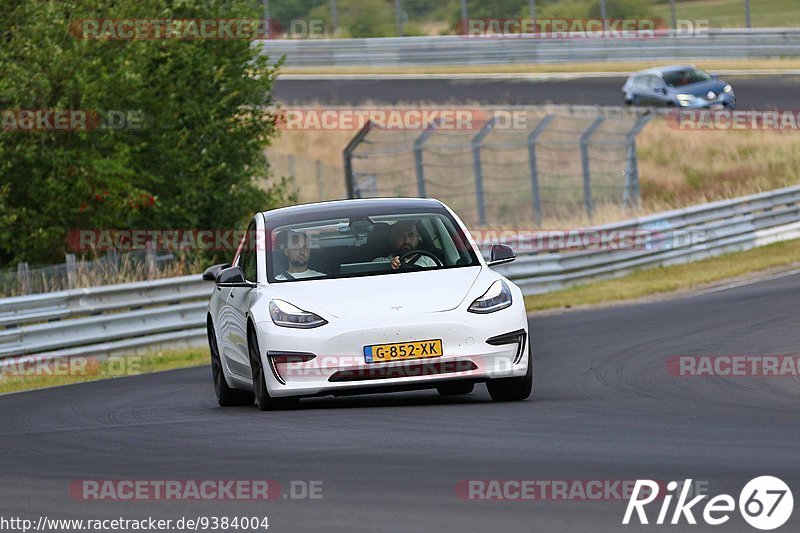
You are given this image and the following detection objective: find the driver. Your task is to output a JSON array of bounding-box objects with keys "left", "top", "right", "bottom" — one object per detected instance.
[
  {"left": 373, "top": 219, "right": 437, "bottom": 270},
  {"left": 275, "top": 230, "right": 325, "bottom": 280}
]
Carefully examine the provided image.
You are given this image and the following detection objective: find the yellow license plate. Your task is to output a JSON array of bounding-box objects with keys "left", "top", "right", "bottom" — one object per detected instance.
[{"left": 364, "top": 339, "right": 443, "bottom": 363}]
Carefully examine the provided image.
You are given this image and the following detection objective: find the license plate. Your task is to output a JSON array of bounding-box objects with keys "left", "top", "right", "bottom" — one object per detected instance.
[{"left": 364, "top": 339, "right": 443, "bottom": 363}]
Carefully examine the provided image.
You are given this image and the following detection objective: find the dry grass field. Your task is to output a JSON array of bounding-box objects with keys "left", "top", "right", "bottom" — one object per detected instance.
[{"left": 266, "top": 103, "right": 800, "bottom": 228}]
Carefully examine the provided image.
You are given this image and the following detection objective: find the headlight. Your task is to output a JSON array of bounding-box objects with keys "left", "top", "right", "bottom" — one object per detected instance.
[
  {"left": 269, "top": 299, "right": 327, "bottom": 328},
  {"left": 468, "top": 280, "right": 512, "bottom": 314},
  {"left": 676, "top": 94, "right": 694, "bottom": 106},
  {"left": 723, "top": 84, "right": 733, "bottom": 94}
]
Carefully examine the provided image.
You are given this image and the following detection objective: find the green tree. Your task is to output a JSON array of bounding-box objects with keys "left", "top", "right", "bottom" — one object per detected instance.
[
  {"left": 311, "top": 0, "right": 395, "bottom": 37},
  {"left": 588, "top": 0, "right": 655, "bottom": 18},
  {"left": 0, "top": 0, "right": 286, "bottom": 265}
]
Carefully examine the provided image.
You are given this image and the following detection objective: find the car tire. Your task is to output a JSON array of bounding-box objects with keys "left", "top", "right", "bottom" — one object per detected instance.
[
  {"left": 248, "top": 325, "right": 298, "bottom": 411},
  {"left": 208, "top": 318, "right": 254, "bottom": 407},
  {"left": 486, "top": 340, "right": 533, "bottom": 402},
  {"left": 436, "top": 381, "right": 474, "bottom": 396}
]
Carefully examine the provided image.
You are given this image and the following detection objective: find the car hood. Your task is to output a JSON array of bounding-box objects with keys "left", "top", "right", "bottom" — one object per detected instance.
[
  {"left": 273, "top": 266, "right": 484, "bottom": 319},
  {"left": 670, "top": 79, "right": 728, "bottom": 97}
]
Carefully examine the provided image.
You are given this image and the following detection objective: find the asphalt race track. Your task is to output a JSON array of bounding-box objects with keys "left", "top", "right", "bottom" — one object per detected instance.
[
  {"left": 2, "top": 272, "right": 800, "bottom": 532},
  {"left": 274, "top": 75, "right": 800, "bottom": 109}
]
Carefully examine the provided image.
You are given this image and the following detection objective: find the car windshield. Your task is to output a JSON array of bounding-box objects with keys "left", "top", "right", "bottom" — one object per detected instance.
[
  {"left": 267, "top": 211, "right": 479, "bottom": 283},
  {"left": 662, "top": 68, "right": 712, "bottom": 87}
]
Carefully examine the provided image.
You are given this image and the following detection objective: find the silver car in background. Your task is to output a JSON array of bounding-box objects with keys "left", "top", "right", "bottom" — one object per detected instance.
[{"left": 623, "top": 65, "right": 736, "bottom": 109}]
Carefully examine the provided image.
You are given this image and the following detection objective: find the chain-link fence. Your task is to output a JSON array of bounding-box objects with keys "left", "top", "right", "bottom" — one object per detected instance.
[
  {"left": 265, "top": 151, "right": 345, "bottom": 203},
  {"left": 1, "top": 250, "right": 178, "bottom": 297},
  {"left": 343, "top": 107, "right": 652, "bottom": 228}
]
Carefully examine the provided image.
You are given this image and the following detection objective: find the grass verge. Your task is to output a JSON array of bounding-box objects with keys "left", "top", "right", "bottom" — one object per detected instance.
[
  {"left": 0, "top": 347, "right": 208, "bottom": 395},
  {"left": 524, "top": 238, "right": 800, "bottom": 312}
]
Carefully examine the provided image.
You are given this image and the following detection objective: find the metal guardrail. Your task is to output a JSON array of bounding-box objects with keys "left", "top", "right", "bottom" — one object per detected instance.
[
  {"left": 1, "top": 185, "right": 799, "bottom": 363},
  {"left": 261, "top": 29, "right": 800, "bottom": 67},
  {"left": 0, "top": 276, "right": 211, "bottom": 364},
  {"left": 488, "top": 185, "right": 800, "bottom": 293}
]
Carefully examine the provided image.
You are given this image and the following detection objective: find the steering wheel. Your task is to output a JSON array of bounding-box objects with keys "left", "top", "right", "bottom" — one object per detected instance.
[{"left": 398, "top": 250, "right": 443, "bottom": 270}]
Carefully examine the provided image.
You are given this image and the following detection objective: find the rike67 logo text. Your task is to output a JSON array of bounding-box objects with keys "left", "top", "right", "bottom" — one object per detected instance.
[{"left": 623, "top": 477, "right": 793, "bottom": 530}]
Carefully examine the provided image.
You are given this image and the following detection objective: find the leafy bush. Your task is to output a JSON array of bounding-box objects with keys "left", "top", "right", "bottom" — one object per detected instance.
[
  {"left": 0, "top": 0, "right": 287, "bottom": 266},
  {"left": 587, "top": 0, "right": 655, "bottom": 18}
]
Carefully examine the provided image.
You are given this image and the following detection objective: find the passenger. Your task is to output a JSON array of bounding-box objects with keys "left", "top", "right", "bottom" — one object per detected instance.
[{"left": 275, "top": 230, "right": 325, "bottom": 280}]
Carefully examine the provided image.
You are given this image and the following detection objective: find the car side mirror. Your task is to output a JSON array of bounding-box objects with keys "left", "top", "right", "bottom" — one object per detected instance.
[
  {"left": 216, "top": 265, "right": 254, "bottom": 287},
  {"left": 202, "top": 263, "right": 230, "bottom": 282},
  {"left": 656, "top": 87, "right": 667, "bottom": 94},
  {"left": 488, "top": 244, "right": 516, "bottom": 266}
]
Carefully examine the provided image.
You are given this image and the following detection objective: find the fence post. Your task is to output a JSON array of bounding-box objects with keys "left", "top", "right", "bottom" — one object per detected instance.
[
  {"left": 343, "top": 120, "right": 374, "bottom": 199},
  {"left": 413, "top": 119, "right": 440, "bottom": 198},
  {"left": 395, "top": 0, "right": 403, "bottom": 36},
  {"left": 580, "top": 116, "right": 605, "bottom": 221},
  {"left": 145, "top": 241, "right": 156, "bottom": 278},
  {"left": 316, "top": 159, "right": 324, "bottom": 200},
  {"left": 65, "top": 253, "right": 77, "bottom": 289},
  {"left": 624, "top": 113, "right": 653, "bottom": 208},
  {"left": 527, "top": 114, "right": 555, "bottom": 226},
  {"left": 744, "top": 0, "right": 751, "bottom": 28},
  {"left": 288, "top": 154, "right": 298, "bottom": 198},
  {"left": 669, "top": 0, "right": 677, "bottom": 29},
  {"left": 471, "top": 117, "right": 496, "bottom": 226},
  {"left": 16, "top": 262, "right": 30, "bottom": 295},
  {"left": 331, "top": 0, "right": 339, "bottom": 35},
  {"left": 108, "top": 247, "right": 119, "bottom": 277}
]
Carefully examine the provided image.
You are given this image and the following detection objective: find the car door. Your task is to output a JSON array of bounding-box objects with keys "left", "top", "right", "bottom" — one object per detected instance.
[
  {"left": 627, "top": 75, "right": 646, "bottom": 103},
  {"left": 648, "top": 75, "right": 670, "bottom": 105},
  {"left": 635, "top": 75, "right": 656, "bottom": 105},
  {"left": 223, "top": 220, "right": 259, "bottom": 379}
]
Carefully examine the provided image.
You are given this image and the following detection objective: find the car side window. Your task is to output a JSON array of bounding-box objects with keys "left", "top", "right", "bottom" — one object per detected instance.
[
  {"left": 239, "top": 222, "right": 258, "bottom": 283},
  {"left": 647, "top": 75, "right": 664, "bottom": 89}
]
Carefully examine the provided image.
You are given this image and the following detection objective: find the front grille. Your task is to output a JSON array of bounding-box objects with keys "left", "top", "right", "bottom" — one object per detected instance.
[{"left": 328, "top": 360, "right": 477, "bottom": 382}]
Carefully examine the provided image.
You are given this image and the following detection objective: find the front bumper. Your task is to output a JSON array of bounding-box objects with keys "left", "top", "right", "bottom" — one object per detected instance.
[
  {"left": 675, "top": 93, "right": 735, "bottom": 109},
  {"left": 253, "top": 308, "right": 529, "bottom": 398}
]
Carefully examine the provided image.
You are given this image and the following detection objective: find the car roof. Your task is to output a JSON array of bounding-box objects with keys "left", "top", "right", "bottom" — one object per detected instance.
[
  {"left": 260, "top": 197, "right": 446, "bottom": 224},
  {"left": 635, "top": 64, "right": 697, "bottom": 76}
]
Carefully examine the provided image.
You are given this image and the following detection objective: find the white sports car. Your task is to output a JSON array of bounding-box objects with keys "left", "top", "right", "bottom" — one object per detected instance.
[{"left": 205, "top": 198, "right": 532, "bottom": 410}]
